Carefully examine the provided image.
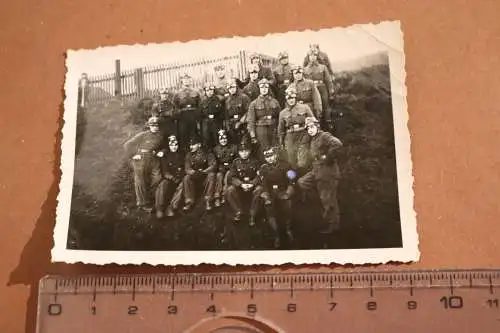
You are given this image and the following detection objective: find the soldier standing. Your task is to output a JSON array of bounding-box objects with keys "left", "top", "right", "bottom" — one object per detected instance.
[
  {"left": 152, "top": 88, "right": 177, "bottom": 141},
  {"left": 213, "top": 130, "right": 238, "bottom": 207},
  {"left": 278, "top": 86, "right": 314, "bottom": 171},
  {"left": 304, "top": 50, "right": 335, "bottom": 132},
  {"left": 123, "top": 116, "right": 164, "bottom": 212},
  {"left": 303, "top": 44, "right": 334, "bottom": 76},
  {"left": 273, "top": 51, "right": 294, "bottom": 108},
  {"left": 154, "top": 135, "right": 185, "bottom": 219},
  {"left": 225, "top": 142, "right": 261, "bottom": 222},
  {"left": 257, "top": 147, "right": 296, "bottom": 248},
  {"left": 213, "top": 64, "right": 230, "bottom": 99},
  {"left": 246, "top": 78, "right": 281, "bottom": 157},
  {"left": 297, "top": 117, "right": 343, "bottom": 234},
  {"left": 200, "top": 83, "right": 224, "bottom": 149},
  {"left": 288, "top": 65, "right": 323, "bottom": 121},
  {"left": 182, "top": 137, "right": 217, "bottom": 211},
  {"left": 173, "top": 74, "right": 202, "bottom": 150},
  {"left": 242, "top": 64, "right": 262, "bottom": 102},
  {"left": 225, "top": 78, "right": 251, "bottom": 143},
  {"left": 244, "top": 53, "right": 277, "bottom": 87}
]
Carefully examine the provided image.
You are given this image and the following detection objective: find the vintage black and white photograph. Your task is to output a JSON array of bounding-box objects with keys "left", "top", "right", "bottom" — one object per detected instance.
[{"left": 52, "top": 20, "right": 418, "bottom": 265}]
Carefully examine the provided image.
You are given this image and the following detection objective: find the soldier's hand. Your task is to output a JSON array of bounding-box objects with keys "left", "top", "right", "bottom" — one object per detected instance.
[
  {"left": 156, "top": 151, "right": 164, "bottom": 158},
  {"left": 132, "top": 154, "right": 141, "bottom": 160}
]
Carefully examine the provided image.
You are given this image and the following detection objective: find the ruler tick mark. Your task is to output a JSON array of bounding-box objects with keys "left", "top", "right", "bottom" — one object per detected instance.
[
  {"left": 290, "top": 279, "right": 294, "bottom": 298},
  {"left": 469, "top": 274, "right": 473, "bottom": 288},
  {"left": 369, "top": 277, "right": 374, "bottom": 297},
  {"left": 449, "top": 276, "right": 454, "bottom": 295},
  {"left": 489, "top": 276, "right": 494, "bottom": 294},
  {"left": 409, "top": 277, "right": 414, "bottom": 296},
  {"left": 132, "top": 278, "right": 136, "bottom": 301},
  {"left": 230, "top": 277, "right": 234, "bottom": 293},
  {"left": 250, "top": 279, "right": 254, "bottom": 299},
  {"left": 171, "top": 278, "right": 176, "bottom": 301},
  {"left": 329, "top": 276, "right": 334, "bottom": 298}
]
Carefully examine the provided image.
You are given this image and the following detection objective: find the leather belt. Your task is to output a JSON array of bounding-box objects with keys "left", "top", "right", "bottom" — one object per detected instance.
[
  {"left": 287, "top": 124, "right": 305, "bottom": 133},
  {"left": 313, "top": 80, "right": 324, "bottom": 85}
]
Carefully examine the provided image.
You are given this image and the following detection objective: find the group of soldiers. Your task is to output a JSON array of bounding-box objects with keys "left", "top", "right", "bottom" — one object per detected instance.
[{"left": 123, "top": 44, "right": 344, "bottom": 247}]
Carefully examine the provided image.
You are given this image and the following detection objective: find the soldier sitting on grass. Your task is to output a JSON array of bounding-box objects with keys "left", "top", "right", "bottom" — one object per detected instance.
[{"left": 213, "top": 129, "right": 238, "bottom": 208}]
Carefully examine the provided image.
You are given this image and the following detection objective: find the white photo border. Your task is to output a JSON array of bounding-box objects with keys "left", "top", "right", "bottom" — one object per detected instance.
[{"left": 51, "top": 20, "right": 419, "bottom": 265}]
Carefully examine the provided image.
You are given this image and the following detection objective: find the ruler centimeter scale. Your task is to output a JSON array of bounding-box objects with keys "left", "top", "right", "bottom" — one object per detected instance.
[{"left": 37, "top": 269, "right": 500, "bottom": 333}]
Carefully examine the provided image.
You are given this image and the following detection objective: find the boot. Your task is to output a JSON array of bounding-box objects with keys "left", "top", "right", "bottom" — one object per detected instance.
[
  {"left": 267, "top": 216, "right": 280, "bottom": 248},
  {"left": 156, "top": 209, "right": 164, "bottom": 219},
  {"left": 221, "top": 196, "right": 226, "bottom": 205},
  {"left": 249, "top": 215, "right": 256, "bottom": 227},
  {"left": 320, "top": 222, "right": 339, "bottom": 234},
  {"left": 205, "top": 200, "right": 212, "bottom": 211},
  {"left": 183, "top": 201, "right": 194, "bottom": 211},
  {"left": 165, "top": 206, "right": 175, "bottom": 217},
  {"left": 214, "top": 198, "right": 221, "bottom": 208},
  {"left": 233, "top": 211, "right": 242, "bottom": 223},
  {"left": 285, "top": 222, "right": 294, "bottom": 242}
]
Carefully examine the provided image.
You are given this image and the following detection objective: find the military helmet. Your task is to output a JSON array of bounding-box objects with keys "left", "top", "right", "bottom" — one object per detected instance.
[
  {"left": 248, "top": 64, "right": 260, "bottom": 74},
  {"left": 309, "top": 43, "right": 320, "bottom": 49},
  {"left": 204, "top": 82, "right": 216, "bottom": 91},
  {"left": 304, "top": 116, "right": 320, "bottom": 128},
  {"left": 213, "top": 64, "right": 225, "bottom": 71},
  {"left": 285, "top": 86, "right": 297, "bottom": 99},
  {"left": 238, "top": 141, "right": 251, "bottom": 151},
  {"left": 263, "top": 146, "right": 279, "bottom": 158},
  {"left": 308, "top": 48, "right": 320, "bottom": 56},
  {"left": 188, "top": 136, "right": 201, "bottom": 146},
  {"left": 291, "top": 64, "right": 303, "bottom": 73},
  {"left": 226, "top": 78, "right": 239, "bottom": 89},
  {"left": 168, "top": 135, "right": 178, "bottom": 145},
  {"left": 249, "top": 53, "right": 261, "bottom": 61},
  {"left": 258, "top": 78, "right": 271, "bottom": 88},
  {"left": 180, "top": 73, "right": 192, "bottom": 80},
  {"left": 147, "top": 116, "right": 160, "bottom": 126},
  {"left": 159, "top": 87, "right": 168, "bottom": 94},
  {"left": 218, "top": 129, "right": 228, "bottom": 140},
  {"left": 278, "top": 51, "right": 289, "bottom": 60}
]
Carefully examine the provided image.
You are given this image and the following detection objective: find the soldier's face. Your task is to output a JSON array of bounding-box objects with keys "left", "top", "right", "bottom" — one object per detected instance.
[
  {"left": 181, "top": 78, "right": 191, "bottom": 86},
  {"left": 228, "top": 86, "right": 237, "bottom": 95},
  {"left": 160, "top": 92, "right": 168, "bottom": 100},
  {"left": 249, "top": 72, "right": 258, "bottom": 81},
  {"left": 307, "top": 125, "right": 319, "bottom": 136},
  {"left": 286, "top": 96, "right": 296, "bottom": 106},
  {"left": 265, "top": 154, "right": 277, "bottom": 164},
  {"left": 169, "top": 143, "right": 179, "bottom": 152},
  {"left": 293, "top": 71, "right": 303, "bottom": 81},
  {"left": 309, "top": 54, "right": 318, "bottom": 62},
  {"left": 238, "top": 149, "right": 250, "bottom": 159},
  {"left": 219, "top": 137, "right": 228, "bottom": 146},
  {"left": 251, "top": 59, "right": 260, "bottom": 65},
  {"left": 216, "top": 69, "right": 225, "bottom": 78},
  {"left": 149, "top": 125, "right": 160, "bottom": 133},
  {"left": 206, "top": 89, "right": 214, "bottom": 97},
  {"left": 280, "top": 57, "right": 289, "bottom": 65},
  {"left": 190, "top": 143, "right": 200, "bottom": 152},
  {"left": 259, "top": 86, "right": 269, "bottom": 95}
]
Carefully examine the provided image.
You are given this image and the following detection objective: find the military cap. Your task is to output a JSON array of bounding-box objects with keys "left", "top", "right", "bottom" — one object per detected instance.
[
  {"left": 168, "top": 135, "right": 178, "bottom": 145},
  {"left": 308, "top": 48, "right": 320, "bottom": 56},
  {"left": 309, "top": 43, "right": 320, "bottom": 49},
  {"left": 278, "top": 51, "right": 289, "bottom": 60},
  {"left": 180, "top": 73, "right": 192, "bottom": 80},
  {"left": 285, "top": 86, "right": 297, "bottom": 98},
  {"left": 226, "top": 78, "right": 239, "bottom": 88},
  {"left": 188, "top": 136, "right": 202, "bottom": 146},
  {"left": 147, "top": 116, "right": 160, "bottom": 126},
  {"left": 159, "top": 87, "right": 168, "bottom": 94},
  {"left": 218, "top": 129, "right": 227, "bottom": 140},
  {"left": 238, "top": 141, "right": 251, "bottom": 151},
  {"left": 248, "top": 64, "right": 260, "bottom": 73},
  {"left": 213, "top": 64, "right": 226, "bottom": 71},
  {"left": 258, "top": 78, "right": 271, "bottom": 87},
  {"left": 304, "top": 116, "right": 320, "bottom": 127},
  {"left": 249, "top": 53, "right": 261, "bottom": 61},
  {"left": 263, "top": 146, "right": 279, "bottom": 157},
  {"left": 204, "top": 82, "right": 216, "bottom": 91},
  {"left": 291, "top": 64, "right": 303, "bottom": 73}
]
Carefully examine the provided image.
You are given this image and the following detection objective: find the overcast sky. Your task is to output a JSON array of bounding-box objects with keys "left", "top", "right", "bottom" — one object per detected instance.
[{"left": 68, "top": 21, "right": 403, "bottom": 77}]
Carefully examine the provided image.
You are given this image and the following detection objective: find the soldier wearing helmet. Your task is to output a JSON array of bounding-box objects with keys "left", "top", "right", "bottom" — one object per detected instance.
[
  {"left": 304, "top": 49, "right": 335, "bottom": 132},
  {"left": 297, "top": 116, "right": 343, "bottom": 234},
  {"left": 213, "top": 129, "right": 238, "bottom": 207},
  {"left": 246, "top": 78, "right": 281, "bottom": 157},
  {"left": 273, "top": 51, "right": 294, "bottom": 108},
  {"left": 182, "top": 136, "right": 217, "bottom": 211},
  {"left": 302, "top": 44, "right": 334, "bottom": 76},
  {"left": 123, "top": 116, "right": 164, "bottom": 212},
  {"left": 287, "top": 64, "right": 323, "bottom": 121},
  {"left": 242, "top": 64, "right": 262, "bottom": 102},
  {"left": 154, "top": 135, "right": 185, "bottom": 218},
  {"left": 173, "top": 73, "right": 202, "bottom": 150},
  {"left": 225, "top": 141, "right": 261, "bottom": 223},
  {"left": 225, "top": 78, "right": 251, "bottom": 144},
  {"left": 213, "top": 64, "right": 230, "bottom": 99},
  {"left": 243, "top": 53, "right": 277, "bottom": 89},
  {"left": 257, "top": 146, "right": 296, "bottom": 248},
  {"left": 277, "top": 86, "right": 315, "bottom": 171},
  {"left": 200, "top": 82, "right": 225, "bottom": 149},
  {"left": 152, "top": 87, "right": 177, "bottom": 141}
]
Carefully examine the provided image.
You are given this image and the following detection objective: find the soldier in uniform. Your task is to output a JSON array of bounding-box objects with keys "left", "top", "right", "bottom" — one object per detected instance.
[
  {"left": 244, "top": 53, "right": 277, "bottom": 88},
  {"left": 278, "top": 86, "right": 314, "bottom": 171},
  {"left": 225, "top": 141, "right": 261, "bottom": 222},
  {"left": 173, "top": 74, "right": 202, "bottom": 150},
  {"left": 213, "top": 129, "right": 238, "bottom": 208},
  {"left": 288, "top": 65, "right": 323, "bottom": 121},
  {"left": 123, "top": 116, "right": 164, "bottom": 212},
  {"left": 213, "top": 64, "right": 230, "bottom": 99},
  {"left": 257, "top": 147, "right": 296, "bottom": 248},
  {"left": 246, "top": 78, "right": 281, "bottom": 157},
  {"left": 200, "top": 83, "right": 224, "bottom": 149},
  {"left": 182, "top": 137, "right": 217, "bottom": 211},
  {"left": 273, "top": 51, "right": 294, "bottom": 108},
  {"left": 304, "top": 50, "right": 335, "bottom": 132},
  {"left": 152, "top": 88, "right": 177, "bottom": 141},
  {"left": 303, "top": 44, "right": 334, "bottom": 76},
  {"left": 297, "top": 117, "right": 343, "bottom": 234},
  {"left": 154, "top": 135, "right": 185, "bottom": 219},
  {"left": 242, "top": 64, "right": 262, "bottom": 102},
  {"left": 225, "top": 78, "right": 251, "bottom": 143}
]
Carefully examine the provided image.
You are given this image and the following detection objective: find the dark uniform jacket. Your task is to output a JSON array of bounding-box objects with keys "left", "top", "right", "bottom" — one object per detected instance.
[
  {"left": 303, "top": 50, "right": 333, "bottom": 75},
  {"left": 246, "top": 95, "right": 281, "bottom": 137},
  {"left": 124, "top": 131, "right": 163, "bottom": 159},
  {"left": 174, "top": 87, "right": 202, "bottom": 114},
  {"left": 307, "top": 130, "right": 343, "bottom": 177},
  {"left": 158, "top": 150, "right": 185, "bottom": 181},
  {"left": 242, "top": 80, "right": 261, "bottom": 102},
  {"left": 214, "top": 77, "right": 230, "bottom": 99},
  {"left": 273, "top": 64, "right": 294, "bottom": 89},
  {"left": 227, "top": 157, "right": 260, "bottom": 187},
  {"left": 225, "top": 92, "right": 251, "bottom": 124},
  {"left": 152, "top": 96, "right": 176, "bottom": 117},
  {"left": 258, "top": 160, "right": 295, "bottom": 196},
  {"left": 185, "top": 149, "right": 216, "bottom": 174},
  {"left": 200, "top": 95, "right": 224, "bottom": 122},
  {"left": 214, "top": 144, "right": 238, "bottom": 173},
  {"left": 277, "top": 103, "right": 314, "bottom": 143},
  {"left": 244, "top": 65, "right": 276, "bottom": 87},
  {"left": 287, "top": 79, "right": 322, "bottom": 117},
  {"left": 304, "top": 62, "right": 334, "bottom": 97}
]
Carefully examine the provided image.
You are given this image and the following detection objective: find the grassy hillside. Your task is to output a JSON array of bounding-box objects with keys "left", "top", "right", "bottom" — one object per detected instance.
[{"left": 68, "top": 63, "right": 403, "bottom": 251}]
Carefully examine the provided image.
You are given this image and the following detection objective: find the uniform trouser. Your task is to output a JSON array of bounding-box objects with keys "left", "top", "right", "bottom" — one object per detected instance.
[
  {"left": 298, "top": 164, "right": 340, "bottom": 229},
  {"left": 201, "top": 119, "right": 222, "bottom": 149},
  {"left": 262, "top": 190, "right": 293, "bottom": 233},
  {"left": 276, "top": 86, "right": 288, "bottom": 109},
  {"left": 155, "top": 178, "right": 183, "bottom": 211},
  {"left": 183, "top": 172, "right": 216, "bottom": 203},
  {"left": 284, "top": 131, "right": 310, "bottom": 170},
  {"left": 214, "top": 170, "right": 230, "bottom": 199},
  {"left": 227, "top": 120, "right": 249, "bottom": 144},
  {"left": 178, "top": 112, "right": 198, "bottom": 149},
  {"left": 255, "top": 125, "right": 277, "bottom": 155},
  {"left": 131, "top": 156, "right": 162, "bottom": 206},
  {"left": 225, "top": 185, "right": 261, "bottom": 216},
  {"left": 316, "top": 84, "right": 333, "bottom": 128}
]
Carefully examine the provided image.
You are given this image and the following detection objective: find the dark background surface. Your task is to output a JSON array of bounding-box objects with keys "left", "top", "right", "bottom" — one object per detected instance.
[{"left": 1, "top": 1, "right": 500, "bottom": 333}]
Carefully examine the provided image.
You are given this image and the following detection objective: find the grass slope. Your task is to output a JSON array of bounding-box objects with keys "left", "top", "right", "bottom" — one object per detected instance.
[{"left": 68, "top": 63, "right": 403, "bottom": 251}]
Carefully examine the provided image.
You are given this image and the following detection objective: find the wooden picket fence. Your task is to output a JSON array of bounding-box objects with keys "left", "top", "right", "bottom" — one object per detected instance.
[{"left": 79, "top": 50, "right": 277, "bottom": 107}]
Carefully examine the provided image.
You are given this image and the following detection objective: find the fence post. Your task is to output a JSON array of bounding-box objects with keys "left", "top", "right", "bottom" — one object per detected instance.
[
  {"left": 114, "top": 60, "right": 122, "bottom": 98},
  {"left": 134, "top": 68, "right": 145, "bottom": 99}
]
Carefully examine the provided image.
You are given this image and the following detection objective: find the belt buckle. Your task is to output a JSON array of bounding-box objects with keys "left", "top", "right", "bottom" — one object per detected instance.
[
  {"left": 266, "top": 115, "right": 272, "bottom": 119},
  {"left": 224, "top": 162, "right": 229, "bottom": 166},
  {"left": 209, "top": 114, "right": 214, "bottom": 119},
  {"left": 298, "top": 100, "right": 304, "bottom": 104},
  {"left": 233, "top": 115, "right": 239, "bottom": 119},
  {"left": 244, "top": 177, "right": 250, "bottom": 182},
  {"left": 284, "top": 79, "right": 290, "bottom": 84},
  {"left": 272, "top": 185, "right": 278, "bottom": 190},
  {"left": 186, "top": 104, "right": 192, "bottom": 108},
  {"left": 293, "top": 124, "right": 299, "bottom": 129}
]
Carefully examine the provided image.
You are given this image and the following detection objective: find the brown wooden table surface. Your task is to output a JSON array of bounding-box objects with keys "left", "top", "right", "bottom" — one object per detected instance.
[{"left": 1, "top": 1, "right": 500, "bottom": 332}]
